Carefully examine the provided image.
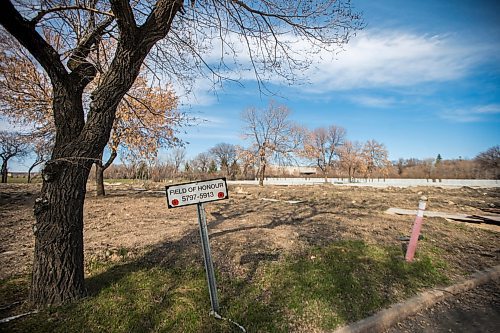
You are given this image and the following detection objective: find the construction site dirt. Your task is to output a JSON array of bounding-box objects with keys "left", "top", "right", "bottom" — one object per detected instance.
[{"left": 1, "top": 182, "right": 499, "bottom": 331}]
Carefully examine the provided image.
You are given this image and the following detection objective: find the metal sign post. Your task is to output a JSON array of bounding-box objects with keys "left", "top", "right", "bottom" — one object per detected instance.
[
  {"left": 165, "top": 178, "right": 246, "bottom": 331},
  {"left": 196, "top": 203, "right": 219, "bottom": 313},
  {"left": 165, "top": 178, "right": 228, "bottom": 314}
]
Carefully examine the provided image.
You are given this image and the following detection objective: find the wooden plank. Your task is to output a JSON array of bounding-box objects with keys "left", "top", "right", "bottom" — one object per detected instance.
[
  {"left": 385, "top": 208, "right": 483, "bottom": 223},
  {"left": 470, "top": 215, "right": 500, "bottom": 224},
  {"left": 481, "top": 207, "right": 500, "bottom": 214}
]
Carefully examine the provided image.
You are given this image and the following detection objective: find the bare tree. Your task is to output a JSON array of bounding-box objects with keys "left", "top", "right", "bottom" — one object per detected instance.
[
  {"left": 191, "top": 152, "right": 212, "bottom": 174},
  {"left": 475, "top": 145, "right": 500, "bottom": 179},
  {"left": 1, "top": 35, "right": 184, "bottom": 195},
  {"left": 27, "top": 133, "right": 53, "bottom": 183},
  {"left": 338, "top": 140, "right": 364, "bottom": 182},
  {"left": 95, "top": 78, "right": 183, "bottom": 195},
  {"left": 242, "top": 101, "right": 303, "bottom": 186},
  {"left": 167, "top": 147, "right": 187, "bottom": 176},
  {"left": 0, "top": 131, "right": 29, "bottom": 183},
  {"left": 236, "top": 146, "right": 257, "bottom": 179},
  {"left": 209, "top": 143, "right": 237, "bottom": 177},
  {"left": 0, "top": 0, "right": 362, "bottom": 306},
  {"left": 302, "top": 125, "right": 346, "bottom": 182},
  {"left": 362, "top": 139, "right": 389, "bottom": 181}
]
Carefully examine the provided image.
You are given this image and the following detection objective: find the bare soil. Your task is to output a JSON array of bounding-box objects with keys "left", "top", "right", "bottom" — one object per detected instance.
[{"left": 1, "top": 182, "right": 499, "bottom": 283}]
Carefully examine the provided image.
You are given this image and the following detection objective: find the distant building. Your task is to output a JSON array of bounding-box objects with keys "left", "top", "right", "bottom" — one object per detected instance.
[
  {"left": 7, "top": 172, "right": 39, "bottom": 178},
  {"left": 267, "top": 165, "right": 317, "bottom": 176}
]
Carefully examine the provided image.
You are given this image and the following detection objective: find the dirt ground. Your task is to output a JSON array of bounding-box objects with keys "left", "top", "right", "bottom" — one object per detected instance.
[{"left": 1, "top": 182, "right": 499, "bottom": 283}]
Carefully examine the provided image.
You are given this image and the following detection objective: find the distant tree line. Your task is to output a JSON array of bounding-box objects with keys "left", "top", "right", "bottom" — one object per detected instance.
[
  {"left": 2, "top": 97, "right": 499, "bottom": 185},
  {"left": 97, "top": 147, "right": 499, "bottom": 183},
  {"left": 93, "top": 100, "right": 498, "bottom": 183}
]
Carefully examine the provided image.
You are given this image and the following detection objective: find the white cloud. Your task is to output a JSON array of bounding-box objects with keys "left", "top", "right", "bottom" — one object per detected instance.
[
  {"left": 440, "top": 104, "right": 500, "bottom": 122},
  {"left": 170, "top": 28, "right": 498, "bottom": 105},
  {"left": 171, "top": 76, "right": 220, "bottom": 107},
  {"left": 301, "top": 30, "right": 493, "bottom": 92},
  {"left": 0, "top": 118, "right": 10, "bottom": 131},
  {"left": 183, "top": 131, "right": 240, "bottom": 141},
  {"left": 348, "top": 95, "right": 397, "bottom": 108},
  {"left": 195, "top": 115, "right": 229, "bottom": 128}
]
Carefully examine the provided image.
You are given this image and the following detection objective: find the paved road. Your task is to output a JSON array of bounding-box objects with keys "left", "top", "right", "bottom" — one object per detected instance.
[{"left": 385, "top": 280, "right": 500, "bottom": 333}]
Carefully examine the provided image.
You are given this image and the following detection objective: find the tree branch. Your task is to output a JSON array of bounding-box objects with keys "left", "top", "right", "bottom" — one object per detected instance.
[
  {"left": 67, "top": 17, "right": 114, "bottom": 71},
  {"left": 0, "top": 0, "right": 67, "bottom": 83},
  {"left": 31, "top": 6, "right": 114, "bottom": 25},
  {"left": 231, "top": 0, "right": 301, "bottom": 26},
  {"left": 138, "top": 0, "right": 183, "bottom": 47},
  {"left": 110, "top": 0, "right": 138, "bottom": 41},
  {"left": 102, "top": 147, "right": 118, "bottom": 170}
]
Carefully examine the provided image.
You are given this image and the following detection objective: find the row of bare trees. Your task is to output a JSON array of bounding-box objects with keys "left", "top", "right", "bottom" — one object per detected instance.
[
  {"left": 3, "top": 98, "right": 498, "bottom": 186},
  {"left": 239, "top": 101, "right": 391, "bottom": 183},
  {"left": 96, "top": 101, "right": 389, "bottom": 183},
  {"left": 91, "top": 102, "right": 498, "bottom": 184}
]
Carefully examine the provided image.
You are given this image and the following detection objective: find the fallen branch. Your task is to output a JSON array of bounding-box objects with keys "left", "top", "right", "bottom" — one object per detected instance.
[{"left": 0, "top": 311, "right": 38, "bottom": 324}]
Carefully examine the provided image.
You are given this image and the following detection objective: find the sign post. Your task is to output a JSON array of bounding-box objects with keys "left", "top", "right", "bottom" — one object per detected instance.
[
  {"left": 196, "top": 202, "right": 219, "bottom": 313},
  {"left": 165, "top": 178, "right": 228, "bottom": 314}
]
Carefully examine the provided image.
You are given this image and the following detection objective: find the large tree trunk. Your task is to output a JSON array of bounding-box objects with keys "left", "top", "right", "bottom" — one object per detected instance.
[
  {"left": 322, "top": 166, "right": 328, "bottom": 183},
  {"left": 95, "top": 149, "right": 118, "bottom": 196},
  {"left": 1, "top": 160, "right": 7, "bottom": 183},
  {"left": 95, "top": 162, "right": 105, "bottom": 196},
  {"left": 31, "top": 160, "right": 92, "bottom": 305}
]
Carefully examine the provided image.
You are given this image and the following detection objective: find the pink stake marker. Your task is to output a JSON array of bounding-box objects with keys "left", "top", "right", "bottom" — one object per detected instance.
[{"left": 405, "top": 197, "right": 427, "bottom": 262}]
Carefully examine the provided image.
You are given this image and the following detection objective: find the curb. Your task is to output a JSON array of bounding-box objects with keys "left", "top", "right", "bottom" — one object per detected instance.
[{"left": 332, "top": 264, "right": 500, "bottom": 333}]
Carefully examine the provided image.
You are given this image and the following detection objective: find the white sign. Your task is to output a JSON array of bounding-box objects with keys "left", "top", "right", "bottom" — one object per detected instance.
[{"left": 165, "top": 178, "right": 228, "bottom": 208}]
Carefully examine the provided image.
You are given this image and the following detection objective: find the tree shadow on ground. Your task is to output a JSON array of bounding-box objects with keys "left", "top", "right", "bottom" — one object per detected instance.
[{"left": 86, "top": 199, "right": 322, "bottom": 295}]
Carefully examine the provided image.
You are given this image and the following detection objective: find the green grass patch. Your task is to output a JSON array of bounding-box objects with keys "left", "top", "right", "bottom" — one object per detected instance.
[
  {"left": 5, "top": 176, "right": 28, "bottom": 184},
  {"left": 2, "top": 241, "right": 449, "bottom": 332},
  {"left": 3, "top": 265, "right": 231, "bottom": 333},
  {"left": 222, "top": 240, "right": 449, "bottom": 331},
  {"left": 0, "top": 276, "right": 30, "bottom": 308},
  {"left": 4, "top": 176, "right": 42, "bottom": 184}
]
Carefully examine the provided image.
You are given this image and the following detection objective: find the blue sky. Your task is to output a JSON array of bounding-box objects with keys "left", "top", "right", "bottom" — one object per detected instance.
[
  {"left": 5, "top": 0, "right": 500, "bottom": 171},
  {"left": 174, "top": 0, "right": 500, "bottom": 162}
]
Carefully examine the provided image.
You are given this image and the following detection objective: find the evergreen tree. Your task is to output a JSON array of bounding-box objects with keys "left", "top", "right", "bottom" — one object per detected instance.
[
  {"left": 208, "top": 160, "right": 217, "bottom": 174},
  {"left": 436, "top": 154, "right": 443, "bottom": 165}
]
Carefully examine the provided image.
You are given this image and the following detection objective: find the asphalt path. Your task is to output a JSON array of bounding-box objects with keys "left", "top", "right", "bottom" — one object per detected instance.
[{"left": 385, "top": 280, "right": 500, "bottom": 333}]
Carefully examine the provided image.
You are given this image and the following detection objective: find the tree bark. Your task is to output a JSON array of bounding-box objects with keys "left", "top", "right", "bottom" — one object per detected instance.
[
  {"left": 31, "top": 159, "right": 92, "bottom": 306},
  {"left": 321, "top": 166, "right": 328, "bottom": 183},
  {"left": 95, "top": 163, "right": 106, "bottom": 196},
  {"left": 1, "top": 160, "right": 7, "bottom": 183}
]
